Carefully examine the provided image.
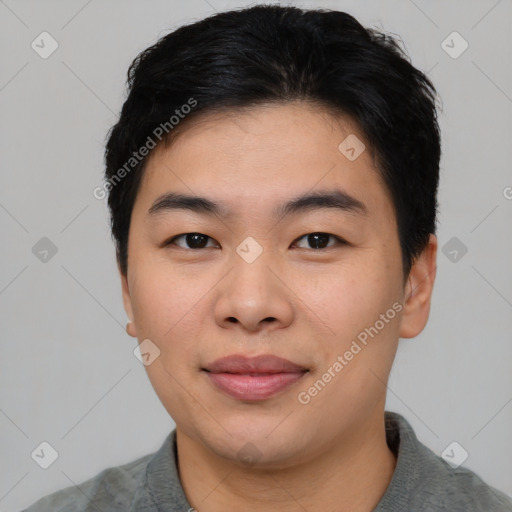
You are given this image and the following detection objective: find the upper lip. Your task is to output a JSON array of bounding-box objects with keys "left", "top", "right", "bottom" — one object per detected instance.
[{"left": 203, "top": 354, "right": 308, "bottom": 374}]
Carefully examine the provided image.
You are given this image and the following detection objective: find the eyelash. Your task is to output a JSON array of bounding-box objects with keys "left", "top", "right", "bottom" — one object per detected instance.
[{"left": 164, "top": 232, "right": 348, "bottom": 250}]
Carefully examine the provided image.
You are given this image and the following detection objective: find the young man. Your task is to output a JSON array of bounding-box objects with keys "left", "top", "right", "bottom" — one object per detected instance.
[{"left": 24, "top": 4, "right": 512, "bottom": 511}]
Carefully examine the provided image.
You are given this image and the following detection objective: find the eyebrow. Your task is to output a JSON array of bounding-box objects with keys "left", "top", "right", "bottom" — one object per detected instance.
[{"left": 147, "top": 188, "right": 368, "bottom": 220}]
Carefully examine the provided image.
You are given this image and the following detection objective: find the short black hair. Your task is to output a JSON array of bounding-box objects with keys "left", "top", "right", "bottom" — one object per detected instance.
[{"left": 104, "top": 4, "right": 441, "bottom": 280}]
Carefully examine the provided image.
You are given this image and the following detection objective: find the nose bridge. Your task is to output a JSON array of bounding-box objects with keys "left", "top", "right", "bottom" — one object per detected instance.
[
  {"left": 213, "top": 235, "right": 293, "bottom": 331},
  {"left": 231, "top": 235, "right": 275, "bottom": 297},
  {"left": 235, "top": 235, "right": 268, "bottom": 266}
]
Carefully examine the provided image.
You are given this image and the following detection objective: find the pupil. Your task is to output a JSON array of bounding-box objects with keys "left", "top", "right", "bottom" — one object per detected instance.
[
  {"left": 309, "top": 233, "right": 329, "bottom": 249},
  {"left": 187, "top": 233, "right": 208, "bottom": 248}
]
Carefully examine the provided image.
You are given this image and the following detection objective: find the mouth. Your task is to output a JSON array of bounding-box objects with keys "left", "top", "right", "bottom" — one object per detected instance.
[{"left": 202, "top": 354, "right": 309, "bottom": 401}]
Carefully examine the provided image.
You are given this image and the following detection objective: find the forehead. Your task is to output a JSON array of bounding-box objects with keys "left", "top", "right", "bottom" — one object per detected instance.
[{"left": 135, "top": 102, "right": 393, "bottom": 222}]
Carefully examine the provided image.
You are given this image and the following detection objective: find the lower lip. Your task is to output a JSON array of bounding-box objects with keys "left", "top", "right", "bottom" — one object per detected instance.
[{"left": 205, "top": 371, "right": 307, "bottom": 401}]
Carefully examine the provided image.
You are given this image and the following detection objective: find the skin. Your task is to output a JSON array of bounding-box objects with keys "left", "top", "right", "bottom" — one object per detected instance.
[{"left": 120, "top": 101, "right": 437, "bottom": 511}]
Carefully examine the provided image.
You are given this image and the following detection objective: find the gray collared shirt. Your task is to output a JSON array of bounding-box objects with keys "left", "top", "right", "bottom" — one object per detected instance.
[{"left": 23, "top": 412, "right": 512, "bottom": 511}]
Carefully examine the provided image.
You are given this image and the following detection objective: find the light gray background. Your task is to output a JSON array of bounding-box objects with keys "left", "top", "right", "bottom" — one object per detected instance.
[{"left": 1, "top": 0, "right": 511, "bottom": 510}]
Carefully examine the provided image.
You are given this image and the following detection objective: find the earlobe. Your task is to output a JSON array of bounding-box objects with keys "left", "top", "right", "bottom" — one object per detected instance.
[
  {"left": 399, "top": 234, "right": 438, "bottom": 339},
  {"left": 126, "top": 321, "right": 137, "bottom": 337}
]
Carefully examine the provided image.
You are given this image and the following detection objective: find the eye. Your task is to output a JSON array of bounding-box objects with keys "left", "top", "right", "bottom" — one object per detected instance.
[
  {"left": 165, "top": 232, "right": 219, "bottom": 249},
  {"left": 292, "top": 232, "right": 346, "bottom": 250}
]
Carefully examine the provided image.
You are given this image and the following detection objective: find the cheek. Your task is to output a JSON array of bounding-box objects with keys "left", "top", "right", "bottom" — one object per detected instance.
[
  {"left": 131, "top": 277, "right": 172, "bottom": 337},
  {"left": 131, "top": 259, "right": 196, "bottom": 328},
  {"left": 297, "top": 276, "right": 401, "bottom": 414},
  {"left": 294, "top": 259, "right": 396, "bottom": 332},
  {"left": 129, "top": 262, "right": 212, "bottom": 369}
]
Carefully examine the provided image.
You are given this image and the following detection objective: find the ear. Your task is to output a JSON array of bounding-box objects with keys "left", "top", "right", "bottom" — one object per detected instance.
[
  {"left": 119, "top": 261, "right": 138, "bottom": 338},
  {"left": 399, "top": 234, "right": 437, "bottom": 339}
]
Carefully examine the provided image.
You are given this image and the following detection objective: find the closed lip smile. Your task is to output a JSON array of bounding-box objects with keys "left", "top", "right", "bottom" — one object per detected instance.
[{"left": 202, "top": 354, "right": 309, "bottom": 401}]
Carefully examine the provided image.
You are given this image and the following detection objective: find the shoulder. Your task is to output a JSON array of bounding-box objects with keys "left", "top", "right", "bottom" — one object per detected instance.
[
  {"left": 423, "top": 463, "right": 512, "bottom": 511},
  {"left": 380, "top": 412, "right": 512, "bottom": 512},
  {"left": 21, "top": 451, "right": 153, "bottom": 512}
]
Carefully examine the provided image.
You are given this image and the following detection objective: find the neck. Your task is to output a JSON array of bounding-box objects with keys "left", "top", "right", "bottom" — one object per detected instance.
[{"left": 176, "top": 409, "right": 396, "bottom": 512}]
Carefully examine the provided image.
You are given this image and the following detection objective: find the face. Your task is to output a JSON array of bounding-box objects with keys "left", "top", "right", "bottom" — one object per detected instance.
[{"left": 121, "top": 102, "right": 436, "bottom": 468}]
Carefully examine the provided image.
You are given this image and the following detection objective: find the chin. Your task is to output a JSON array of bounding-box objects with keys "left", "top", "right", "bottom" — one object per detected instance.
[
  {"left": 214, "top": 434, "right": 308, "bottom": 470},
  {"left": 190, "top": 414, "right": 313, "bottom": 467}
]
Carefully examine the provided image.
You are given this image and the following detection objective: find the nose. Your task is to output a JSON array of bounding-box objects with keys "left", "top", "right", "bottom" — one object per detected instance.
[{"left": 213, "top": 246, "right": 294, "bottom": 333}]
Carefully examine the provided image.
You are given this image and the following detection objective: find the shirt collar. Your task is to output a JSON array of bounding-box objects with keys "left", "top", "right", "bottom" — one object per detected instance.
[{"left": 129, "top": 429, "right": 192, "bottom": 511}]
